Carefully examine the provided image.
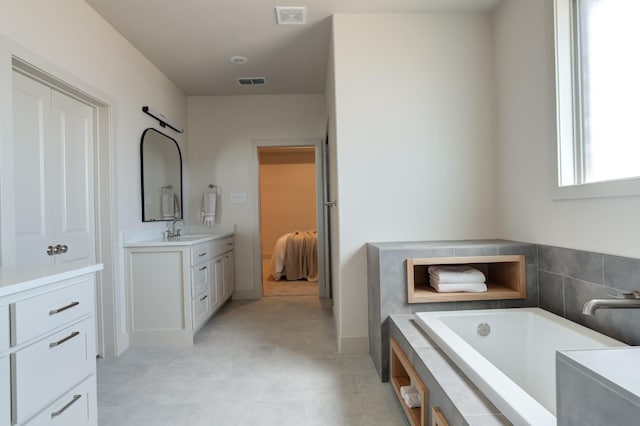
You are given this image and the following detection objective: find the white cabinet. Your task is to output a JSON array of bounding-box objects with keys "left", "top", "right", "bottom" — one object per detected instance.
[
  {"left": 0, "top": 264, "right": 100, "bottom": 426},
  {"left": 126, "top": 234, "right": 234, "bottom": 347},
  {"left": 12, "top": 71, "right": 95, "bottom": 266}
]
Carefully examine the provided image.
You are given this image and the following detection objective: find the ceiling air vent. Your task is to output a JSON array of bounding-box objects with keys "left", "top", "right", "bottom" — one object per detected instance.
[
  {"left": 275, "top": 7, "right": 306, "bottom": 25},
  {"left": 237, "top": 77, "right": 267, "bottom": 86}
]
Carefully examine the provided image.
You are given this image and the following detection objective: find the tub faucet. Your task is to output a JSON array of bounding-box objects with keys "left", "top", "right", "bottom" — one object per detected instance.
[
  {"left": 582, "top": 291, "right": 640, "bottom": 315},
  {"left": 165, "top": 219, "right": 184, "bottom": 239}
]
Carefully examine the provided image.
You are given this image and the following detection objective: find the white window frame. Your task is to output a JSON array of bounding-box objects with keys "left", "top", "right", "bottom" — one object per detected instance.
[{"left": 553, "top": 0, "right": 640, "bottom": 199}]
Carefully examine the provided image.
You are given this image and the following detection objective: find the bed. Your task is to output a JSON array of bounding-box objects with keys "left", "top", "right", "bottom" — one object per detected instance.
[{"left": 270, "top": 230, "right": 318, "bottom": 282}]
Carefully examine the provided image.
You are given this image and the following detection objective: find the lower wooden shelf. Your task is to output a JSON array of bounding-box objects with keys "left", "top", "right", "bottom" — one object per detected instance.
[{"left": 390, "top": 338, "right": 428, "bottom": 426}]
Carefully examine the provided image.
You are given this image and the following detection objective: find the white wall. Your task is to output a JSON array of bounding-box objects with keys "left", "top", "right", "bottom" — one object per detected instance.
[
  {"left": 0, "top": 0, "right": 187, "bottom": 355},
  {"left": 331, "top": 13, "right": 499, "bottom": 351},
  {"left": 186, "top": 95, "right": 326, "bottom": 297},
  {"left": 495, "top": 0, "right": 640, "bottom": 258}
]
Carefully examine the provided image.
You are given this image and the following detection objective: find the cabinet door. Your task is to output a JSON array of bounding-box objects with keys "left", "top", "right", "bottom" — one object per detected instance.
[
  {"left": 0, "top": 355, "right": 8, "bottom": 426},
  {"left": 11, "top": 72, "right": 95, "bottom": 266},
  {"left": 223, "top": 251, "right": 235, "bottom": 300},
  {"left": 211, "top": 256, "right": 223, "bottom": 310}
]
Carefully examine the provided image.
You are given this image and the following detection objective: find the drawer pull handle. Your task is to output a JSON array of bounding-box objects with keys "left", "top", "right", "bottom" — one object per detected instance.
[
  {"left": 49, "top": 331, "right": 80, "bottom": 348},
  {"left": 199, "top": 266, "right": 207, "bottom": 271},
  {"left": 200, "top": 295, "right": 208, "bottom": 301},
  {"left": 49, "top": 301, "right": 80, "bottom": 315},
  {"left": 198, "top": 252, "right": 207, "bottom": 257},
  {"left": 51, "top": 394, "right": 82, "bottom": 418}
]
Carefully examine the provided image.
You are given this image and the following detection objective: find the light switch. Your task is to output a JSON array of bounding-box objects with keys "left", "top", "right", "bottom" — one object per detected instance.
[{"left": 230, "top": 193, "right": 248, "bottom": 204}]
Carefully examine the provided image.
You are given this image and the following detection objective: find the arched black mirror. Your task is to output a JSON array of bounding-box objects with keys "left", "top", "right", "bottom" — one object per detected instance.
[{"left": 140, "top": 128, "right": 183, "bottom": 222}]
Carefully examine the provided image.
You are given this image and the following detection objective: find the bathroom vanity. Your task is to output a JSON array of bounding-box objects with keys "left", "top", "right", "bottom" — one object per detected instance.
[
  {"left": 0, "top": 261, "right": 102, "bottom": 426},
  {"left": 125, "top": 233, "right": 234, "bottom": 347}
]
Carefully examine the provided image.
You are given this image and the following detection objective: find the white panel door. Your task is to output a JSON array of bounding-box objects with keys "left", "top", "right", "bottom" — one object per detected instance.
[
  {"left": 12, "top": 72, "right": 55, "bottom": 265},
  {"left": 223, "top": 251, "right": 235, "bottom": 300},
  {"left": 51, "top": 90, "right": 95, "bottom": 264},
  {"left": 12, "top": 71, "right": 95, "bottom": 265}
]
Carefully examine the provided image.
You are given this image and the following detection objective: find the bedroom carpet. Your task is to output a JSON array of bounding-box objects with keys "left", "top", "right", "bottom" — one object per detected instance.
[{"left": 263, "top": 258, "right": 318, "bottom": 297}]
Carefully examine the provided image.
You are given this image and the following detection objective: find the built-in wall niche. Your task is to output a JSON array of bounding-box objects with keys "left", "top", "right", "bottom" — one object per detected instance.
[{"left": 407, "top": 255, "right": 526, "bottom": 303}]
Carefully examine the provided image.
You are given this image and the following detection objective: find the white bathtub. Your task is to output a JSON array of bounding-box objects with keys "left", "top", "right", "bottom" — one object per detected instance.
[{"left": 414, "top": 308, "right": 626, "bottom": 425}]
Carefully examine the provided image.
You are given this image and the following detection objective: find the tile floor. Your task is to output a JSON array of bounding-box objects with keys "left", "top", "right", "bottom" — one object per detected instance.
[{"left": 97, "top": 296, "right": 408, "bottom": 426}]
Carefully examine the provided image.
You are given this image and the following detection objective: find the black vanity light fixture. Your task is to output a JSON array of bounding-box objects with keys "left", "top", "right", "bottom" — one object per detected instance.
[{"left": 142, "top": 106, "right": 184, "bottom": 133}]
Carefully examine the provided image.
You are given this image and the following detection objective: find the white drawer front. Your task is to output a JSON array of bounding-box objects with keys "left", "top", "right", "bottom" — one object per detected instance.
[
  {"left": 192, "top": 291, "right": 210, "bottom": 330},
  {"left": 23, "top": 375, "right": 96, "bottom": 426},
  {"left": 0, "top": 305, "right": 8, "bottom": 352},
  {"left": 0, "top": 355, "right": 9, "bottom": 426},
  {"left": 12, "top": 318, "right": 95, "bottom": 424},
  {"left": 11, "top": 277, "right": 94, "bottom": 346},
  {"left": 211, "top": 237, "right": 234, "bottom": 258},
  {"left": 190, "top": 242, "right": 213, "bottom": 265},
  {"left": 190, "top": 261, "right": 211, "bottom": 298}
]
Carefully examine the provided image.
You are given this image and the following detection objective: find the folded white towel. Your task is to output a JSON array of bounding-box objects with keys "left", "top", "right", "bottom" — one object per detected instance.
[
  {"left": 428, "top": 265, "right": 485, "bottom": 284},
  {"left": 400, "top": 386, "right": 421, "bottom": 408},
  {"left": 430, "top": 282, "right": 488, "bottom": 293}
]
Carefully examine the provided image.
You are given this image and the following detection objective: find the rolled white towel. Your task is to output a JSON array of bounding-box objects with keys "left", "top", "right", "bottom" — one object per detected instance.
[
  {"left": 430, "top": 282, "right": 488, "bottom": 293},
  {"left": 428, "top": 265, "right": 485, "bottom": 284}
]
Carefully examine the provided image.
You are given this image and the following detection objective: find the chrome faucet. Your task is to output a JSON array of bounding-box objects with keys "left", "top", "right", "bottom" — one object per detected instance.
[
  {"left": 165, "top": 219, "right": 184, "bottom": 239},
  {"left": 582, "top": 291, "right": 640, "bottom": 315}
]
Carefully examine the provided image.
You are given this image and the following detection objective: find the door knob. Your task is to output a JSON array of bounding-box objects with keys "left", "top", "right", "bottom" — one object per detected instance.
[
  {"left": 56, "top": 244, "right": 69, "bottom": 254},
  {"left": 46, "top": 245, "right": 59, "bottom": 256}
]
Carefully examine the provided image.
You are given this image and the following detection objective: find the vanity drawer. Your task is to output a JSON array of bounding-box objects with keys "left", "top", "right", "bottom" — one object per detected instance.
[
  {"left": 211, "top": 237, "right": 234, "bottom": 257},
  {"left": 191, "top": 260, "right": 211, "bottom": 297},
  {"left": 0, "top": 305, "right": 8, "bottom": 352},
  {"left": 190, "top": 242, "right": 213, "bottom": 264},
  {"left": 192, "top": 291, "right": 210, "bottom": 329},
  {"left": 23, "top": 375, "right": 96, "bottom": 426},
  {"left": 12, "top": 318, "right": 95, "bottom": 424},
  {"left": 11, "top": 277, "right": 94, "bottom": 346}
]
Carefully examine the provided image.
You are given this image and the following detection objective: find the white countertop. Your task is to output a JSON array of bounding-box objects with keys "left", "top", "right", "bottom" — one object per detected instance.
[
  {"left": 559, "top": 347, "right": 640, "bottom": 404},
  {"left": 123, "top": 231, "right": 234, "bottom": 247},
  {"left": 0, "top": 261, "right": 103, "bottom": 297}
]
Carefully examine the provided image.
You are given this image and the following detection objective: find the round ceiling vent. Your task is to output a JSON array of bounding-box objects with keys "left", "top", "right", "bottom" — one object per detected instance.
[{"left": 230, "top": 56, "right": 248, "bottom": 65}]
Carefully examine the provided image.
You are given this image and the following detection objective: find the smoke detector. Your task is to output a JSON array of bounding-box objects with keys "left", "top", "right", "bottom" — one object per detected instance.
[
  {"left": 237, "top": 77, "right": 267, "bottom": 86},
  {"left": 275, "top": 7, "right": 306, "bottom": 25},
  {"left": 230, "top": 56, "right": 248, "bottom": 65}
]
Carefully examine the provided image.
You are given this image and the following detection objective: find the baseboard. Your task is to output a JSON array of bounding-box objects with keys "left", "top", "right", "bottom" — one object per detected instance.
[
  {"left": 232, "top": 289, "right": 259, "bottom": 300},
  {"left": 339, "top": 335, "right": 369, "bottom": 354}
]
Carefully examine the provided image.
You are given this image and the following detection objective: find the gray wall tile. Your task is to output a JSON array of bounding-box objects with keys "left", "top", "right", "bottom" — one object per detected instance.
[
  {"left": 453, "top": 246, "right": 499, "bottom": 257},
  {"left": 379, "top": 250, "right": 413, "bottom": 316},
  {"left": 604, "top": 254, "right": 640, "bottom": 293},
  {"left": 499, "top": 243, "right": 538, "bottom": 264},
  {"left": 539, "top": 245, "right": 603, "bottom": 284},
  {"left": 539, "top": 271, "right": 564, "bottom": 316}
]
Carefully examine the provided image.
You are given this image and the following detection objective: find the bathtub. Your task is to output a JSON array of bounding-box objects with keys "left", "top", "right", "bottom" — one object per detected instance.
[{"left": 414, "top": 308, "right": 626, "bottom": 425}]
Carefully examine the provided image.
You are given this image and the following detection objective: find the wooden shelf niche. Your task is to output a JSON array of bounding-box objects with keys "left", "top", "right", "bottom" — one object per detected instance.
[
  {"left": 390, "top": 338, "right": 428, "bottom": 426},
  {"left": 407, "top": 255, "right": 525, "bottom": 303}
]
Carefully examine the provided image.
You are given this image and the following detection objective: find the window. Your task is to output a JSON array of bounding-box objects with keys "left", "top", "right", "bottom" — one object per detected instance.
[{"left": 554, "top": 0, "right": 640, "bottom": 196}]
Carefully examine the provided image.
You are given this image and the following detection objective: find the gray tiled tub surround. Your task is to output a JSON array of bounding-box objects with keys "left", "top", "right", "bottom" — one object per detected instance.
[
  {"left": 538, "top": 245, "right": 640, "bottom": 346},
  {"left": 367, "top": 239, "right": 538, "bottom": 380}
]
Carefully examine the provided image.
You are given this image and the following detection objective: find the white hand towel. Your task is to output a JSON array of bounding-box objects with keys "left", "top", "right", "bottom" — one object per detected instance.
[
  {"left": 200, "top": 190, "right": 217, "bottom": 227},
  {"left": 430, "top": 282, "right": 488, "bottom": 293},
  {"left": 428, "top": 265, "right": 485, "bottom": 284},
  {"left": 161, "top": 193, "right": 175, "bottom": 219}
]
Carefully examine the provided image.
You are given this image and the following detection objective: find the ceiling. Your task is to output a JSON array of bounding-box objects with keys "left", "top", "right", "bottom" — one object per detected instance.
[{"left": 84, "top": 0, "right": 502, "bottom": 96}]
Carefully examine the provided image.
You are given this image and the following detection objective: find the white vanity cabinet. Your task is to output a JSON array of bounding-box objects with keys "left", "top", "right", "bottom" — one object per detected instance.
[
  {"left": 126, "top": 233, "right": 234, "bottom": 347},
  {"left": 0, "top": 262, "right": 102, "bottom": 426}
]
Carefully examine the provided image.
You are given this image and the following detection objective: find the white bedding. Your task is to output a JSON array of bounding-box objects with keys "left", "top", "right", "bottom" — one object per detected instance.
[{"left": 270, "top": 230, "right": 318, "bottom": 282}]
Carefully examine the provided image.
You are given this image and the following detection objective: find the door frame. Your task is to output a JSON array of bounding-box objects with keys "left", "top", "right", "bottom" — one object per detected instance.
[
  {"left": 251, "top": 138, "right": 329, "bottom": 298},
  {"left": 5, "top": 50, "right": 120, "bottom": 358}
]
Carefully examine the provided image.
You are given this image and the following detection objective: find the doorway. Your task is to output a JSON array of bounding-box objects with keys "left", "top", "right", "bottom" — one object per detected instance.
[
  {"left": 258, "top": 146, "right": 319, "bottom": 297},
  {"left": 253, "top": 139, "right": 330, "bottom": 298}
]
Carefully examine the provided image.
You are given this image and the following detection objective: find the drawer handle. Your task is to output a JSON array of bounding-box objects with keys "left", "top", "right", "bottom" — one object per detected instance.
[
  {"left": 49, "top": 301, "right": 80, "bottom": 315},
  {"left": 51, "top": 394, "right": 82, "bottom": 418},
  {"left": 49, "top": 331, "right": 80, "bottom": 348},
  {"left": 198, "top": 252, "right": 207, "bottom": 257},
  {"left": 199, "top": 266, "right": 207, "bottom": 271},
  {"left": 200, "top": 295, "right": 208, "bottom": 301}
]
